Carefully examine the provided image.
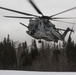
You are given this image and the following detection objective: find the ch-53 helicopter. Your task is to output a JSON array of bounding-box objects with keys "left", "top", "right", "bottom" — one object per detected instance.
[{"left": 0, "top": 0, "right": 76, "bottom": 43}]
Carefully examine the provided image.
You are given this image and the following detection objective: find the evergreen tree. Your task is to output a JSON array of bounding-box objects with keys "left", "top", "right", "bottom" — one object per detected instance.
[
  {"left": 22, "top": 41, "right": 28, "bottom": 53},
  {"left": 30, "top": 39, "right": 38, "bottom": 60},
  {"left": 66, "top": 34, "right": 76, "bottom": 71},
  {"left": 66, "top": 35, "right": 75, "bottom": 61},
  {"left": 19, "top": 51, "right": 31, "bottom": 69},
  {"left": 0, "top": 42, "right": 4, "bottom": 68},
  {"left": 18, "top": 41, "right": 31, "bottom": 69},
  {"left": 2, "top": 35, "right": 17, "bottom": 69}
]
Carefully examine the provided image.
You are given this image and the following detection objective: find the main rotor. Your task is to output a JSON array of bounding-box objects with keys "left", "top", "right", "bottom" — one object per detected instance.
[{"left": 0, "top": 0, "right": 76, "bottom": 24}]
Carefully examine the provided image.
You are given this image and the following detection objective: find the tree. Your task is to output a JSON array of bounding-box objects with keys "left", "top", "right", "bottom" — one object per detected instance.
[
  {"left": 19, "top": 51, "right": 31, "bottom": 70},
  {"left": 30, "top": 39, "right": 38, "bottom": 60},
  {"left": 66, "top": 35, "right": 75, "bottom": 60},
  {"left": 1, "top": 35, "right": 17, "bottom": 69},
  {"left": 22, "top": 41, "right": 28, "bottom": 53},
  {"left": 18, "top": 41, "right": 31, "bottom": 69}
]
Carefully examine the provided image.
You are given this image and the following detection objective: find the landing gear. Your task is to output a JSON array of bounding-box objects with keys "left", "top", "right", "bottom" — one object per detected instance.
[{"left": 38, "top": 39, "right": 42, "bottom": 43}]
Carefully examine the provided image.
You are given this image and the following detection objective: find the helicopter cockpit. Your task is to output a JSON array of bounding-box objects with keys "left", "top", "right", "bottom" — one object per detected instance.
[
  {"left": 28, "top": 18, "right": 39, "bottom": 30},
  {"left": 28, "top": 18, "right": 45, "bottom": 34}
]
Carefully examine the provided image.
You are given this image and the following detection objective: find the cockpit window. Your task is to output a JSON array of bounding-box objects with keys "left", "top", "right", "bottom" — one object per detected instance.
[{"left": 28, "top": 18, "right": 41, "bottom": 31}]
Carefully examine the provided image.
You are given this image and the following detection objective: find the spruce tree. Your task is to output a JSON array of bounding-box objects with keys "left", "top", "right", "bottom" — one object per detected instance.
[
  {"left": 30, "top": 39, "right": 38, "bottom": 60},
  {"left": 2, "top": 35, "right": 17, "bottom": 69}
]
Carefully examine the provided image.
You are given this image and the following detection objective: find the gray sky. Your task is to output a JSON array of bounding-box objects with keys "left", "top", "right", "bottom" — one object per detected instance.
[{"left": 0, "top": 0, "right": 76, "bottom": 44}]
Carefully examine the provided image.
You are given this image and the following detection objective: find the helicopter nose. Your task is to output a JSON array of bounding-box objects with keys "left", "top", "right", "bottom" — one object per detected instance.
[
  {"left": 26, "top": 30, "right": 35, "bottom": 35},
  {"left": 30, "top": 30, "right": 35, "bottom": 35}
]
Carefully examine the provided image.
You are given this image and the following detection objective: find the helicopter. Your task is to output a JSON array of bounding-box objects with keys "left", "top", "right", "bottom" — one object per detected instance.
[{"left": 0, "top": 0, "right": 76, "bottom": 43}]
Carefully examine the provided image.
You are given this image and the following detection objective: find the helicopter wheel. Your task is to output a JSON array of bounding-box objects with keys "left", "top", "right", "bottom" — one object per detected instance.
[{"left": 38, "top": 39, "right": 42, "bottom": 43}]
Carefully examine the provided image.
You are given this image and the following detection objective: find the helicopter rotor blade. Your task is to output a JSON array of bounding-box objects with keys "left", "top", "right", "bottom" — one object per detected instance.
[
  {"left": 52, "top": 17, "right": 76, "bottom": 19},
  {"left": 52, "top": 19, "right": 75, "bottom": 24},
  {"left": 4, "top": 16, "right": 34, "bottom": 19},
  {"left": 28, "top": 0, "right": 43, "bottom": 16},
  {"left": 50, "top": 7, "right": 76, "bottom": 17},
  {"left": 19, "top": 22, "right": 28, "bottom": 28},
  {"left": 0, "top": 6, "right": 38, "bottom": 17}
]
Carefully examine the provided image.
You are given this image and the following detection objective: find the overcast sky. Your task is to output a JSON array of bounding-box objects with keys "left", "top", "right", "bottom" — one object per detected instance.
[{"left": 0, "top": 0, "right": 76, "bottom": 44}]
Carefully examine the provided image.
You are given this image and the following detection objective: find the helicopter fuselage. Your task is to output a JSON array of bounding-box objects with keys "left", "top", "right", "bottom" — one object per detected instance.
[{"left": 26, "top": 18, "right": 63, "bottom": 42}]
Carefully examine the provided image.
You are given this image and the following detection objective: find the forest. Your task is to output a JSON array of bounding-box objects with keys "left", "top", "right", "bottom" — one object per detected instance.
[{"left": 0, "top": 34, "right": 76, "bottom": 72}]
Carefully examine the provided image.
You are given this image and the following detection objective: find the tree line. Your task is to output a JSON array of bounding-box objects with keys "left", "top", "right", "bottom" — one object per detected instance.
[{"left": 0, "top": 34, "right": 76, "bottom": 71}]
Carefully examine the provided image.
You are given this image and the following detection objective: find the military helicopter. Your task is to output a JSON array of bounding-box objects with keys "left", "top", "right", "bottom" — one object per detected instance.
[{"left": 0, "top": 0, "right": 76, "bottom": 43}]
